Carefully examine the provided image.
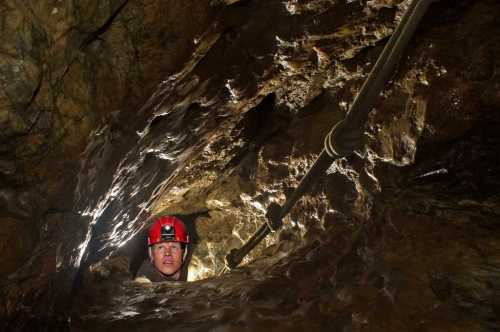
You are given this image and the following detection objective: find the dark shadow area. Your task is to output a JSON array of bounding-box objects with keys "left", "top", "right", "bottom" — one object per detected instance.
[{"left": 224, "top": 93, "right": 291, "bottom": 171}]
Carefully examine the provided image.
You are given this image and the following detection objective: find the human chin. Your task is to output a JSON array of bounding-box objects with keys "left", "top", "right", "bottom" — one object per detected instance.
[{"left": 155, "top": 259, "right": 181, "bottom": 276}]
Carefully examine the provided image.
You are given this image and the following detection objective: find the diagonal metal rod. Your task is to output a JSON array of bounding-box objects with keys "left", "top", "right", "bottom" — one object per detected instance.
[
  {"left": 224, "top": 0, "right": 436, "bottom": 271},
  {"left": 343, "top": 0, "right": 436, "bottom": 130},
  {"left": 279, "top": 150, "right": 335, "bottom": 219},
  {"left": 224, "top": 151, "right": 334, "bottom": 270}
]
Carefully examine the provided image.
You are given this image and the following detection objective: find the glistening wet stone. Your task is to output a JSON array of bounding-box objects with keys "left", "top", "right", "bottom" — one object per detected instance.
[{"left": 2, "top": 1, "right": 500, "bottom": 331}]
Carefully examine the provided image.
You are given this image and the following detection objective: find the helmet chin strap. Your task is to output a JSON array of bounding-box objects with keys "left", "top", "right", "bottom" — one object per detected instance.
[{"left": 182, "top": 246, "right": 189, "bottom": 262}]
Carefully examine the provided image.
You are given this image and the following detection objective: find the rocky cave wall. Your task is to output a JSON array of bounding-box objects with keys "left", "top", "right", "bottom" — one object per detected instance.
[
  {"left": 0, "top": 0, "right": 213, "bottom": 329},
  {"left": 1, "top": 0, "right": 500, "bottom": 331}
]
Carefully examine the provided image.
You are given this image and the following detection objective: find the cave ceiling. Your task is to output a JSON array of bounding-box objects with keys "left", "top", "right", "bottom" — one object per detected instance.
[{"left": 1, "top": 0, "right": 499, "bottom": 331}]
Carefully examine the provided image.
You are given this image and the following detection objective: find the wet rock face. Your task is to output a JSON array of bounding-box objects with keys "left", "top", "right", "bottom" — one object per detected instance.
[
  {"left": 0, "top": 0, "right": 212, "bottom": 189},
  {"left": 0, "top": 0, "right": 212, "bottom": 329},
  {"left": 2, "top": 0, "right": 500, "bottom": 331},
  {"left": 0, "top": 216, "right": 36, "bottom": 277}
]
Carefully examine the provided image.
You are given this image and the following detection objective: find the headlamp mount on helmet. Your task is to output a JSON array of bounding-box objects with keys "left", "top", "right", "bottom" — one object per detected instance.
[{"left": 160, "top": 224, "right": 176, "bottom": 242}]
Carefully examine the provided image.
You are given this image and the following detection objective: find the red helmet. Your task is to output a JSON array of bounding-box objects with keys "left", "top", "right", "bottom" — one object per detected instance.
[{"left": 148, "top": 216, "right": 190, "bottom": 246}]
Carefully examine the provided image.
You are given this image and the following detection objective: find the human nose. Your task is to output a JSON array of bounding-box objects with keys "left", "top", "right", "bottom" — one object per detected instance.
[{"left": 163, "top": 246, "right": 172, "bottom": 256}]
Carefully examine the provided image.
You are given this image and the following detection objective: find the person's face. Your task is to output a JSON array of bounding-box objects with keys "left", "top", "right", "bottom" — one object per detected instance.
[{"left": 150, "top": 241, "right": 183, "bottom": 279}]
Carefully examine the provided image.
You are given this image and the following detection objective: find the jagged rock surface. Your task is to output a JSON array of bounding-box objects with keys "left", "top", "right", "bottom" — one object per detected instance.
[
  {"left": 1, "top": 0, "right": 500, "bottom": 331},
  {"left": 0, "top": 0, "right": 211, "bottom": 329}
]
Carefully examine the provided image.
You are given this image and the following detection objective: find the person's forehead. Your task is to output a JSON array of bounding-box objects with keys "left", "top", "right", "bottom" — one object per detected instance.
[{"left": 154, "top": 241, "right": 181, "bottom": 246}]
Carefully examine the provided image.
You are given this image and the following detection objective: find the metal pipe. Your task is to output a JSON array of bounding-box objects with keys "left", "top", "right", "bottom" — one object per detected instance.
[
  {"left": 279, "top": 150, "right": 336, "bottom": 218},
  {"left": 225, "top": 223, "right": 270, "bottom": 269},
  {"left": 223, "top": 0, "right": 435, "bottom": 270},
  {"left": 343, "top": 0, "right": 435, "bottom": 130}
]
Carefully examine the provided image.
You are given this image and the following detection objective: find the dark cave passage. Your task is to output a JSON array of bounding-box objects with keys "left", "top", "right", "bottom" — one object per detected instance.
[{"left": 1, "top": 1, "right": 500, "bottom": 331}]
